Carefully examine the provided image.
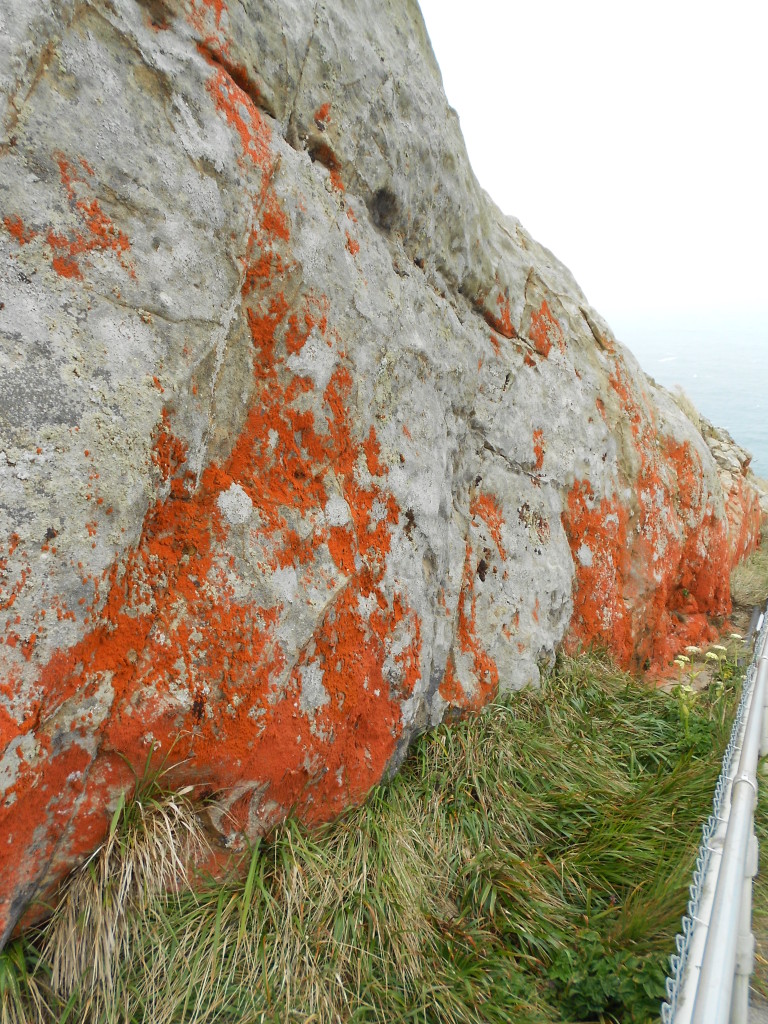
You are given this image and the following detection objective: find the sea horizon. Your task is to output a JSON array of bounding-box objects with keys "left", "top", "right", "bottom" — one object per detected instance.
[{"left": 604, "top": 314, "right": 768, "bottom": 480}]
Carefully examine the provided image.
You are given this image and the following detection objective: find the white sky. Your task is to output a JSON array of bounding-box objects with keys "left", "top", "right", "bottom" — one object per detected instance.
[{"left": 417, "top": 0, "right": 767, "bottom": 334}]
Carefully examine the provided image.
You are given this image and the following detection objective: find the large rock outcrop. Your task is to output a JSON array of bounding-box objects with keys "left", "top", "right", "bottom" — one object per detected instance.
[{"left": 0, "top": 0, "right": 761, "bottom": 942}]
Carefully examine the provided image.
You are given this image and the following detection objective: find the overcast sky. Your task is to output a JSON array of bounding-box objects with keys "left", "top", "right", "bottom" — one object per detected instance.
[{"left": 417, "top": 0, "right": 767, "bottom": 335}]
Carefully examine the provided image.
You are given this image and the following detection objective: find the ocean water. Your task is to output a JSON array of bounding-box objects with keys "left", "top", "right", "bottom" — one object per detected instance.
[{"left": 609, "top": 320, "right": 768, "bottom": 480}]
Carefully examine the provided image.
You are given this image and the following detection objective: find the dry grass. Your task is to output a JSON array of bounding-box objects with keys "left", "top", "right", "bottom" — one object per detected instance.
[
  {"left": 731, "top": 523, "right": 768, "bottom": 608},
  {"left": 38, "top": 767, "right": 209, "bottom": 1020},
  {"left": 670, "top": 385, "right": 701, "bottom": 431}
]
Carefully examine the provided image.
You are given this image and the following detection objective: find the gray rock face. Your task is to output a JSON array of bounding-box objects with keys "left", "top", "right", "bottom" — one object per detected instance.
[{"left": 0, "top": 0, "right": 760, "bottom": 943}]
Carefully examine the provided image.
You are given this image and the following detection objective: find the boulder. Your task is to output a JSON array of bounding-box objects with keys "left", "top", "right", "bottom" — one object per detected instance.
[{"left": 0, "top": 0, "right": 760, "bottom": 943}]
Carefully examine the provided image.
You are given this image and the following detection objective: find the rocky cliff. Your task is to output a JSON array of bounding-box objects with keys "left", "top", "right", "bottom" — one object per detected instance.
[{"left": 0, "top": 0, "right": 761, "bottom": 944}]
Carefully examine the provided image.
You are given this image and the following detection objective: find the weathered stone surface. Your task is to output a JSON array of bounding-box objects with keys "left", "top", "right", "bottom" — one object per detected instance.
[{"left": 0, "top": 0, "right": 761, "bottom": 942}]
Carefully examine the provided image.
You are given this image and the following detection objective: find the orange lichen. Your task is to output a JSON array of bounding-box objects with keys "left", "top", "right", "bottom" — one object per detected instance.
[
  {"left": 345, "top": 232, "right": 359, "bottom": 256},
  {"left": 721, "top": 472, "right": 762, "bottom": 568},
  {"left": 439, "top": 542, "right": 498, "bottom": 711},
  {"left": 283, "top": 295, "right": 328, "bottom": 355},
  {"left": 150, "top": 409, "right": 186, "bottom": 482},
  {"left": 187, "top": 0, "right": 230, "bottom": 55},
  {"left": 0, "top": 703, "right": 18, "bottom": 750},
  {"left": 39, "top": 155, "right": 135, "bottom": 280},
  {"left": 50, "top": 255, "right": 81, "bottom": 278},
  {"left": 197, "top": 46, "right": 261, "bottom": 121},
  {"left": 564, "top": 353, "right": 745, "bottom": 675},
  {"left": 494, "top": 293, "right": 514, "bottom": 337},
  {"left": 529, "top": 300, "right": 564, "bottom": 358},
  {"left": 482, "top": 291, "right": 516, "bottom": 339},
  {"left": 363, "top": 426, "right": 386, "bottom": 477},
  {"left": 3, "top": 215, "right": 36, "bottom": 245},
  {"left": 438, "top": 655, "right": 465, "bottom": 705},
  {"left": 261, "top": 196, "right": 289, "bottom": 242},
  {"left": 314, "top": 102, "right": 331, "bottom": 125},
  {"left": 533, "top": 429, "right": 545, "bottom": 470},
  {"left": 562, "top": 480, "right": 634, "bottom": 665},
  {"left": 5, "top": 158, "right": 133, "bottom": 282},
  {"left": 469, "top": 493, "right": 506, "bottom": 560},
  {"left": 205, "top": 67, "right": 271, "bottom": 168}
]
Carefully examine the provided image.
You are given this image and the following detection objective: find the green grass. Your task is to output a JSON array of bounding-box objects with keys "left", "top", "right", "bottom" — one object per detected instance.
[{"left": 0, "top": 648, "right": 745, "bottom": 1024}]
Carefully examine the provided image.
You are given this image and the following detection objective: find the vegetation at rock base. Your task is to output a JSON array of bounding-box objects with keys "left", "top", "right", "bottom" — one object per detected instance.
[
  {"left": 0, "top": 646, "right": 748, "bottom": 1024},
  {"left": 731, "top": 531, "right": 768, "bottom": 609}
]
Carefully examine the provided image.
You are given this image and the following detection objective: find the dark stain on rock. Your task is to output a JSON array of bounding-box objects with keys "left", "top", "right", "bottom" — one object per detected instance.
[{"left": 368, "top": 187, "right": 398, "bottom": 231}]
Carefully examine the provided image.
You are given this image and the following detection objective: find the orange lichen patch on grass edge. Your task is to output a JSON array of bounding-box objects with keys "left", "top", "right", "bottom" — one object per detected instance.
[
  {"left": 563, "top": 359, "right": 745, "bottom": 676},
  {"left": 561, "top": 480, "right": 635, "bottom": 667},
  {"left": 439, "top": 542, "right": 499, "bottom": 712}
]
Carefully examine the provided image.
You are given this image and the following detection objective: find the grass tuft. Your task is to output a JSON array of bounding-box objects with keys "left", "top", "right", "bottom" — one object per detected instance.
[
  {"left": 5, "top": 648, "right": 745, "bottom": 1024},
  {"left": 37, "top": 761, "right": 209, "bottom": 1020}
]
